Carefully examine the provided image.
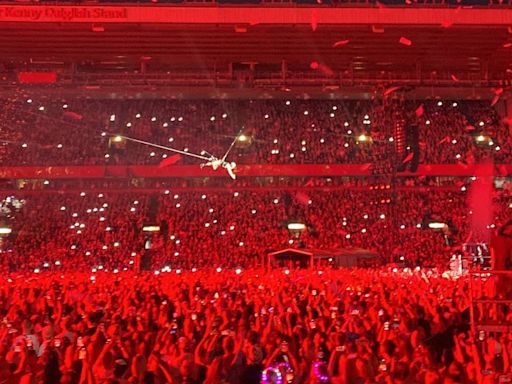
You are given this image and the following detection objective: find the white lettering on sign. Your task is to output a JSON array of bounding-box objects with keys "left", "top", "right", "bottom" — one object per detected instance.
[{"left": 0, "top": 6, "right": 128, "bottom": 21}]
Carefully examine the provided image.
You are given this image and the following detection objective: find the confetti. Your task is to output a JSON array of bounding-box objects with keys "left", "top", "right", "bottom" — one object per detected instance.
[
  {"left": 310, "top": 61, "right": 319, "bottom": 70},
  {"left": 503, "top": 43, "right": 512, "bottom": 48},
  {"left": 384, "top": 86, "right": 400, "bottom": 96},
  {"left": 158, "top": 154, "right": 182, "bottom": 168},
  {"left": 63, "top": 111, "right": 83, "bottom": 120},
  {"left": 415, "top": 104, "right": 424, "bottom": 117},
  {"left": 451, "top": 74, "right": 460, "bottom": 82},
  {"left": 332, "top": 39, "right": 350, "bottom": 48},
  {"left": 438, "top": 136, "right": 450, "bottom": 145},
  {"left": 399, "top": 37, "right": 412, "bottom": 46},
  {"left": 491, "top": 94, "right": 501, "bottom": 107},
  {"left": 402, "top": 153, "right": 414, "bottom": 164}
]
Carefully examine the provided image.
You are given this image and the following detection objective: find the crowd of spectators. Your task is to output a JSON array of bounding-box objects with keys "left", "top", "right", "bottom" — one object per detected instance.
[
  {"left": 0, "top": 98, "right": 510, "bottom": 167},
  {"left": 0, "top": 267, "right": 511, "bottom": 384},
  {"left": 1, "top": 184, "right": 509, "bottom": 273},
  {"left": 0, "top": 96, "right": 510, "bottom": 383}
]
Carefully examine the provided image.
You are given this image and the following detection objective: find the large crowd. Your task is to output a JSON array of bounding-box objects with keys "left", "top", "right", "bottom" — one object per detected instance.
[
  {"left": 1, "top": 182, "right": 509, "bottom": 273},
  {"left": 0, "top": 99, "right": 510, "bottom": 167},
  {"left": 0, "top": 96, "right": 511, "bottom": 383},
  {"left": 0, "top": 267, "right": 511, "bottom": 384}
]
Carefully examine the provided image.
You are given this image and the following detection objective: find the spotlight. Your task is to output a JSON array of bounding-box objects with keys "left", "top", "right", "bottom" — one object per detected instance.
[
  {"left": 235, "top": 132, "right": 253, "bottom": 148},
  {"left": 109, "top": 135, "right": 127, "bottom": 149},
  {"left": 356, "top": 133, "right": 373, "bottom": 144}
]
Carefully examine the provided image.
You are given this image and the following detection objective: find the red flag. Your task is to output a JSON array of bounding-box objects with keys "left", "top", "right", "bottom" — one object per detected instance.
[
  {"left": 332, "top": 39, "right": 349, "bottom": 48},
  {"left": 402, "top": 152, "right": 414, "bottom": 164},
  {"left": 399, "top": 37, "right": 412, "bottom": 46},
  {"left": 384, "top": 86, "right": 400, "bottom": 96},
  {"left": 63, "top": 111, "right": 83, "bottom": 120},
  {"left": 158, "top": 154, "right": 182, "bottom": 168},
  {"left": 415, "top": 104, "right": 424, "bottom": 117}
]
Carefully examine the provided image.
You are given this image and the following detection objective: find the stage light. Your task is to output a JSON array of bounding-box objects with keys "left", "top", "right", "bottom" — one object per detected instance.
[
  {"left": 235, "top": 268, "right": 242, "bottom": 275},
  {"left": 110, "top": 114, "right": 116, "bottom": 122},
  {"left": 356, "top": 133, "right": 372, "bottom": 143}
]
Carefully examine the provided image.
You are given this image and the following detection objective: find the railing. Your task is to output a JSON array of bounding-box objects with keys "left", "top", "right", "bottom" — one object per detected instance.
[{"left": 468, "top": 269, "right": 512, "bottom": 335}]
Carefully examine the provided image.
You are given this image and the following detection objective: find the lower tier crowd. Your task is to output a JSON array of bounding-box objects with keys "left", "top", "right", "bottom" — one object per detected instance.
[{"left": 0, "top": 268, "right": 510, "bottom": 384}]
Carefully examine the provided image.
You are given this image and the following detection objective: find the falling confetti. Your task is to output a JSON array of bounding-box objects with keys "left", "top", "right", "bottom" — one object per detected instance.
[
  {"left": 451, "top": 74, "right": 460, "bottom": 82},
  {"left": 63, "top": 111, "right": 83, "bottom": 120},
  {"left": 399, "top": 37, "right": 412, "bottom": 46},
  {"left": 332, "top": 39, "right": 350, "bottom": 48},
  {"left": 415, "top": 104, "right": 424, "bottom": 117},
  {"left": 384, "top": 86, "right": 400, "bottom": 96},
  {"left": 402, "top": 152, "right": 414, "bottom": 164},
  {"left": 158, "top": 154, "right": 182, "bottom": 168}
]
